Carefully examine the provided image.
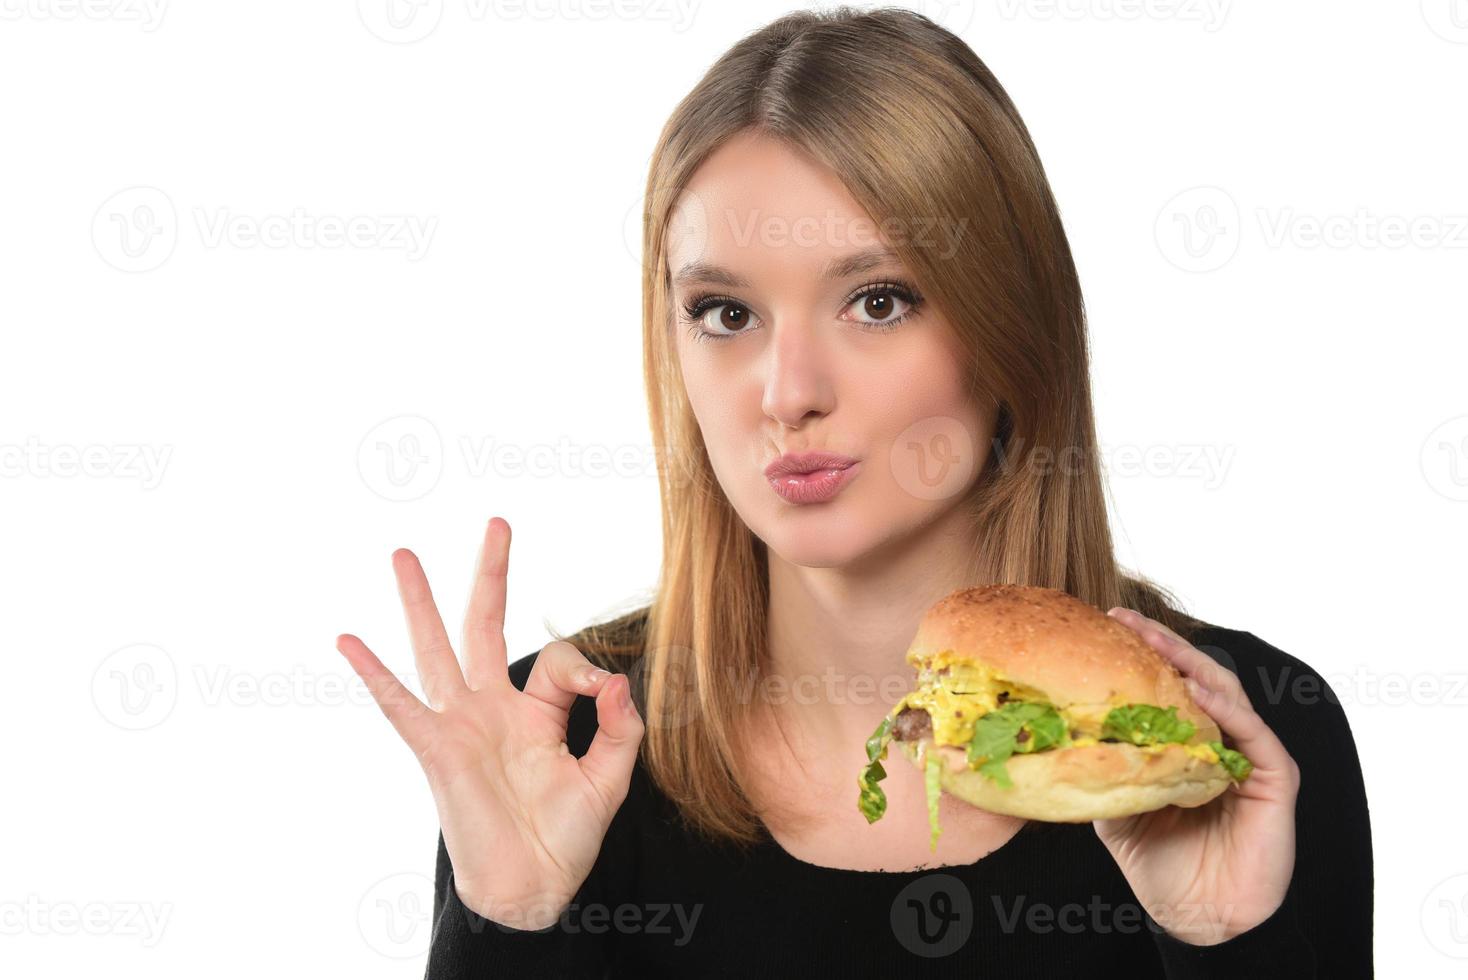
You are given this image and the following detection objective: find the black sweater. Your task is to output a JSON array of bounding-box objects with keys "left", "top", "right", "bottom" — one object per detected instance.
[{"left": 424, "top": 624, "right": 1374, "bottom": 977}]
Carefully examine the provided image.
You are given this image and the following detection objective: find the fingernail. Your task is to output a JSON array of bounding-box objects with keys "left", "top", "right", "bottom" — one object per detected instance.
[
  {"left": 584, "top": 667, "right": 610, "bottom": 687},
  {"left": 619, "top": 679, "right": 631, "bottom": 710},
  {"left": 1185, "top": 678, "right": 1206, "bottom": 701}
]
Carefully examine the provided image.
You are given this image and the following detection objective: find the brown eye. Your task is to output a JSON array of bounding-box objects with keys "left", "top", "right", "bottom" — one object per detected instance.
[
  {"left": 862, "top": 292, "right": 897, "bottom": 321},
  {"left": 681, "top": 293, "right": 763, "bottom": 343},
  {"left": 716, "top": 305, "right": 751, "bottom": 332},
  {"left": 842, "top": 282, "right": 921, "bottom": 330}
]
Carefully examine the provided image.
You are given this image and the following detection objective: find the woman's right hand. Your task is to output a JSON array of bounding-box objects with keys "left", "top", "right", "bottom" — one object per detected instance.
[{"left": 336, "top": 517, "right": 645, "bottom": 930}]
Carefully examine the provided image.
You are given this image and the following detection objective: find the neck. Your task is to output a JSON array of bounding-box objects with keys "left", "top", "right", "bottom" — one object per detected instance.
[{"left": 762, "top": 504, "right": 985, "bottom": 757}]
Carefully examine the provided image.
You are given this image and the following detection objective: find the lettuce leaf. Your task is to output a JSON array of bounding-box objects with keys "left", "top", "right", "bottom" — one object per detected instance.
[
  {"left": 925, "top": 749, "right": 943, "bottom": 851},
  {"left": 965, "top": 701, "right": 1067, "bottom": 787},
  {"left": 1101, "top": 704, "right": 1196, "bottom": 746},
  {"left": 1102, "top": 705, "right": 1254, "bottom": 781},
  {"left": 857, "top": 713, "right": 896, "bottom": 823},
  {"left": 1208, "top": 740, "right": 1254, "bottom": 781}
]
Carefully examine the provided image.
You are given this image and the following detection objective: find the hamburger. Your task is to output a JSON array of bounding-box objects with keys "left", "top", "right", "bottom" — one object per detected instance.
[{"left": 856, "top": 584, "right": 1253, "bottom": 848}]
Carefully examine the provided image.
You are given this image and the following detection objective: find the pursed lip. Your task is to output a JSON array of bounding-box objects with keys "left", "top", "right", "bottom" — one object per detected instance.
[{"left": 764, "top": 451, "right": 860, "bottom": 478}]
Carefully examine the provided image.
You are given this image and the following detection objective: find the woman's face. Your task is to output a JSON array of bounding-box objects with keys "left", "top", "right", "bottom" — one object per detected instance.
[{"left": 668, "top": 131, "right": 995, "bottom": 569}]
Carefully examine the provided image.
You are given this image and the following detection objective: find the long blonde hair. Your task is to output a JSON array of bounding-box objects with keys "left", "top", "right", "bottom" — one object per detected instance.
[{"left": 551, "top": 5, "right": 1205, "bottom": 848}]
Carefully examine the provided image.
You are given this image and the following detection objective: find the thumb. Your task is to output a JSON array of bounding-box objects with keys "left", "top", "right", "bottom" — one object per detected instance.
[
  {"left": 578, "top": 673, "right": 645, "bottom": 813},
  {"left": 1092, "top": 812, "right": 1147, "bottom": 849}
]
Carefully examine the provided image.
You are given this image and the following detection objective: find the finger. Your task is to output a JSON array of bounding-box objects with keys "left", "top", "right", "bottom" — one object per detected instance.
[
  {"left": 579, "top": 673, "right": 645, "bottom": 814},
  {"left": 1092, "top": 810, "right": 1148, "bottom": 843},
  {"left": 336, "top": 633, "right": 435, "bottom": 749},
  {"left": 1107, "top": 608, "right": 1241, "bottom": 705},
  {"left": 461, "top": 517, "right": 511, "bottom": 692},
  {"left": 1107, "top": 606, "right": 1188, "bottom": 645},
  {"left": 1108, "top": 610, "right": 1295, "bottom": 778},
  {"left": 392, "top": 548, "right": 469, "bottom": 709},
  {"left": 1181, "top": 673, "right": 1297, "bottom": 779},
  {"left": 523, "top": 640, "right": 607, "bottom": 716}
]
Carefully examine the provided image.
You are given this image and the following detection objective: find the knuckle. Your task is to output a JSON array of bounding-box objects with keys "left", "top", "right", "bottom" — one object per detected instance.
[
  {"left": 542, "top": 640, "right": 590, "bottom": 681},
  {"left": 422, "top": 637, "right": 458, "bottom": 664},
  {"left": 542, "top": 639, "right": 585, "bottom": 664},
  {"left": 1214, "top": 672, "right": 1246, "bottom": 701}
]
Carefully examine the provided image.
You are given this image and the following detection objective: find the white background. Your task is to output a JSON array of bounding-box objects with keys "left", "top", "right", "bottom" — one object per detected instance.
[{"left": 2, "top": 1, "right": 1463, "bottom": 975}]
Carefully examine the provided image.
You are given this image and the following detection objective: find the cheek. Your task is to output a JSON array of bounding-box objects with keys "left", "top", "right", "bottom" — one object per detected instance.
[
  {"left": 866, "top": 341, "right": 978, "bottom": 433},
  {"left": 858, "top": 343, "right": 991, "bottom": 508},
  {"left": 681, "top": 353, "right": 721, "bottom": 413},
  {"left": 677, "top": 348, "right": 759, "bottom": 456}
]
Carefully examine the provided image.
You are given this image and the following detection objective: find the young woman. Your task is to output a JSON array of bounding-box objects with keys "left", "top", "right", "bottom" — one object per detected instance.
[{"left": 337, "top": 7, "right": 1372, "bottom": 976}]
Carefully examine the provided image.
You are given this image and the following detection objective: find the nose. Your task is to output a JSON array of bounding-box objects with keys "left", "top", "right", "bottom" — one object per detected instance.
[{"left": 760, "top": 316, "right": 834, "bottom": 430}]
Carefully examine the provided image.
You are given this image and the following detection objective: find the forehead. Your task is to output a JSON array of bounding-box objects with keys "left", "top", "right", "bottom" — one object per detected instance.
[{"left": 668, "top": 131, "right": 896, "bottom": 287}]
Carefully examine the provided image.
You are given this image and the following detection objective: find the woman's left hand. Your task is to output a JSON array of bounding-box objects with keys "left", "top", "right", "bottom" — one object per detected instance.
[{"left": 1093, "top": 607, "right": 1301, "bottom": 945}]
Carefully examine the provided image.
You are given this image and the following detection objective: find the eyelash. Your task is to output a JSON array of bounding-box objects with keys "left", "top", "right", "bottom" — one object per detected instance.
[{"left": 678, "top": 278, "right": 926, "bottom": 345}]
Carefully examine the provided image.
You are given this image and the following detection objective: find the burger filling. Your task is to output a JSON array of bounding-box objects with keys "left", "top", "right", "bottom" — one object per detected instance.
[{"left": 856, "top": 653, "right": 1253, "bottom": 845}]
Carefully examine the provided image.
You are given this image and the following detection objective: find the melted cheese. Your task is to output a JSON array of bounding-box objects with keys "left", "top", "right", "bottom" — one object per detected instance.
[
  {"left": 898, "top": 653, "right": 1220, "bottom": 763},
  {"left": 1055, "top": 702, "right": 1112, "bottom": 738},
  {"left": 900, "top": 658, "right": 1050, "bottom": 748},
  {"left": 1069, "top": 738, "right": 1219, "bottom": 764},
  {"left": 1183, "top": 742, "right": 1220, "bottom": 764}
]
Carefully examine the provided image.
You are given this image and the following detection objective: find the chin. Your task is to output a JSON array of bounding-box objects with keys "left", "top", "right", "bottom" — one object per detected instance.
[
  {"left": 767, "top": 542, "right": 863, "bottom": 570},
  {"left": 769, "top": 540, "right": 861, "bottom": 569},
  {"left": 756, "top": 502, "right": 878, "bottom": 569}
]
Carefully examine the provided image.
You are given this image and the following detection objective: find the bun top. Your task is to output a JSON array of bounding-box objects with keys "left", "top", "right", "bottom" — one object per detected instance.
[{"left": 907, "top": 584, "right": 1217, "bottom": 739}]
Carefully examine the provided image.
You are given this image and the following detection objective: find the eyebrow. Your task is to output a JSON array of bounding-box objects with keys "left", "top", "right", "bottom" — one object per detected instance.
[{"left": 671, "top": 246, "right": 903, "bottom": 290}]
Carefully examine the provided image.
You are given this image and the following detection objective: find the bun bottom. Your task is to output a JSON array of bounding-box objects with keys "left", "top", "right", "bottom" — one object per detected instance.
[{"left": 896, "top": 737, "right": 1232, "bottom": 823}]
